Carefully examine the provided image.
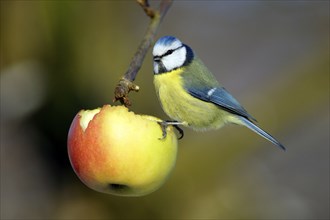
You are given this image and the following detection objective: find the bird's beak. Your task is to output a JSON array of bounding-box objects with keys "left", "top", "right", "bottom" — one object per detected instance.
[{"left": 153, "top": 57, "right": 161, "bottom": 63}]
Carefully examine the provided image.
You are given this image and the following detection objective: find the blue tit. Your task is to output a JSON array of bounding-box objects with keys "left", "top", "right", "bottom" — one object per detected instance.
[{"left": 152, "top": 36, "right": 285, "bottom": 151}]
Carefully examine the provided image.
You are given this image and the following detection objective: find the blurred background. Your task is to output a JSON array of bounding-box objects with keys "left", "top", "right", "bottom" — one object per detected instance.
[{"left": 1, "top": 1, "right": 329, "bottom": 219}]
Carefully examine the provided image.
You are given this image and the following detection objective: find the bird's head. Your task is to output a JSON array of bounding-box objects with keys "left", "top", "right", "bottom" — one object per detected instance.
[{"left": 152, "top": 36, "right": 194, "bottom": 74}]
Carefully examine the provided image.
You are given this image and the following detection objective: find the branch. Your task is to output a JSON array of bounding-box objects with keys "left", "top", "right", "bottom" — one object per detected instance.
[{"left": 113, "top": 0, "right": 173, "bottom": 106}]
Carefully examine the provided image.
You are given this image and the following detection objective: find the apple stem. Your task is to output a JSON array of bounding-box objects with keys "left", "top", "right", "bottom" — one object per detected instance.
[{"left": 113, "top": 0, "right": 173, "bottom": 107}]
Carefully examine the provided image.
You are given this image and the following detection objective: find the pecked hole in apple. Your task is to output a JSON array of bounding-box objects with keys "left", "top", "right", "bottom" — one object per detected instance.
[{"left": 78, "top": 108, "right": 101, "bottom": 132}]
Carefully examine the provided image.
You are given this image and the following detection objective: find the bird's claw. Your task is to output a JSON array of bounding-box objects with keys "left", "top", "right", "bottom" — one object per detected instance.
[
  {"left": 157, "top": 121, "right": 184, "bottom": 140},
  {"left": 173, "top": 125, "right": 184, "bottom": 140}
]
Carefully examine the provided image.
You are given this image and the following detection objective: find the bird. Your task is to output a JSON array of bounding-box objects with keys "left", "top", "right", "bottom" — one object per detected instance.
[{"left": 152, "top": 36, "right": 285, "bottom": 151}]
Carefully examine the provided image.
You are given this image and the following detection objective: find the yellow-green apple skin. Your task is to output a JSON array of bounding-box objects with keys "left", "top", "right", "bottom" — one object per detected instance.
[{"left": 67, "top": 105, "right": 178, "bottom": 196}]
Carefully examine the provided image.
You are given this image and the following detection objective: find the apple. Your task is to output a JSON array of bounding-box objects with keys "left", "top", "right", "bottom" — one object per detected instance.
[{"left": 67, "top": 105, "right": 178, "bottom": 196}]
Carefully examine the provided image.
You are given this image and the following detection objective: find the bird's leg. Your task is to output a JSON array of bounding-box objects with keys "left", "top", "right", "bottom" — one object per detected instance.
[
  {"left": 173, "top": 124, "right": 184, "bottom": 140},
  {"left": 158, "top": 120, "right": 184, "bottom": 140}
]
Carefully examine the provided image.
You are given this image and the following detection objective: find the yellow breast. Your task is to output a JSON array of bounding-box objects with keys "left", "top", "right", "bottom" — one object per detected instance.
[{"left": 153, "top": 68, "right": 228, "bottom": 130}]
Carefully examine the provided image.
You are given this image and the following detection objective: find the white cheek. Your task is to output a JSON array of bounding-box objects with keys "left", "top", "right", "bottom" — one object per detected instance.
[{"left": 162, "top": 48, "right": 186, "bottom": 71}]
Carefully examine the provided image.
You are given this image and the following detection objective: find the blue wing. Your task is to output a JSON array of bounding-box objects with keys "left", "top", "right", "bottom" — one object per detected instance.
[
  {"left": 187, "top": 86, "right": 257, "bottom": 122},
  {"left": 186, "top": 86, "right": 286, "bottom": 151}
]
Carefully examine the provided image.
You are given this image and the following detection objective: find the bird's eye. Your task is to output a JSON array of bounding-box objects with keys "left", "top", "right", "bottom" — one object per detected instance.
[
  {"left": 164, "top": 49, "right": 174, "bottom": 56},
  {"left": 163, "top": 45, "right": 184, "bottom": 57}
]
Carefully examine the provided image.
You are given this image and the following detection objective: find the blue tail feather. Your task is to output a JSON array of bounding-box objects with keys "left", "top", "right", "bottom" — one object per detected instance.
[{"left": 240, "top": 117, "right": 286, "bottom": 151}]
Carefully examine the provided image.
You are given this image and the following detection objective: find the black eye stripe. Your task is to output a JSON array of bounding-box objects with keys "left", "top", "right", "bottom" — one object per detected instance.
[
  {"left": 155, "top": 45, "right": 184, "bottom": 60},
  {"left": 163, "top": 49, "right": 175, "bottom": 56}
]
